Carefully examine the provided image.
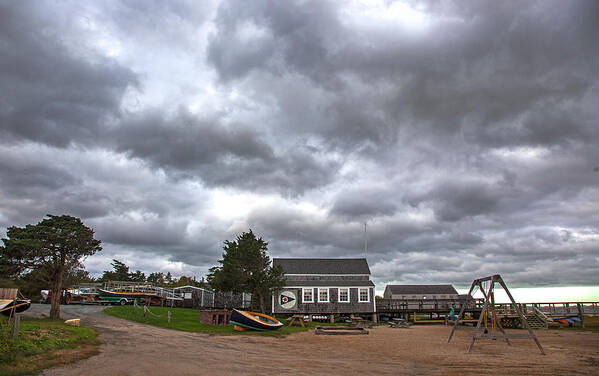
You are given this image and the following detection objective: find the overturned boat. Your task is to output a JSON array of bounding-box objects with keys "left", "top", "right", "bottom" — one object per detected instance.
[
  {"left": 0, "top": 298, "right": 31, "bottom": 317},
  {"left": 230, "top": 309, "right": 283, "bottom": 331}
]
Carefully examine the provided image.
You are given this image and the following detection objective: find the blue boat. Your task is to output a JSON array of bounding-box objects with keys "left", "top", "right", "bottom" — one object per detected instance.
[{"left": 230, "top": 309, "right": 283, "bottom": 331}]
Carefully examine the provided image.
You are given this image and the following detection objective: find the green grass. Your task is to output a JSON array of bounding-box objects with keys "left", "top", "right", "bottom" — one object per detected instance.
[
  {"left": 105, "top": 305, "right": 343, "bottom": 336},
  {"left": 0, "top": 317, "right": 99, "bottom": 376}
]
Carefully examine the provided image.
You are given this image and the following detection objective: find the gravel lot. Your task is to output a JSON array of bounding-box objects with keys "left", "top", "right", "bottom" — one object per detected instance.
[{"left": 22, "top": 304, "right": 599, "bottom": 375}]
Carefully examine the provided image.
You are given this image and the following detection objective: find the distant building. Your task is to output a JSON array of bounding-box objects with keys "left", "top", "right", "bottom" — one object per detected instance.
[
  {"left": 173, "top": 285, "right": 215, "bottom": 308},
  {"left": 213, "top": 291, "right": 252, "bottom": 309},
  {"left": 272, "top": 258, "right": 376, "bottom": 318},
  {"left": 383, "top": 284, "right": 459, "bottom": 300}
]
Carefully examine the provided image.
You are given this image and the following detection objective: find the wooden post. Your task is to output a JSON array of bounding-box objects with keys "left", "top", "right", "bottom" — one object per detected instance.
[
  {"left": 168, "top": 311, "right": 171, "bottom": 324},
  {"left": 10, "top": 314, "right": 20, "bottom": 339},
  {"left": 577, "top": 303, "right": 584, "bottom": 328},
  {"left": 448, "top": 280, "right": 478, "bottom": 343},
  {"left": 497, "top": 278, "right": 545, "bottom": 355},
  {"left": 468, "top": 280, "right": 493, "bottom": 353},
  {"left": 490, "top": 277, "right": 511, "bottom": 346},
  {"left": 143, "top": 305, "right": 147, "bottom": 317}
]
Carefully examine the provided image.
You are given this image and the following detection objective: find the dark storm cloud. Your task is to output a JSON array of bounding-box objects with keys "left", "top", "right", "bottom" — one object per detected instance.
[
  {"left": 1, "top": 0, "right": 598, "bottom": 288},
  {"left": 111, "top": 109, "right": 340, "bottom": 195},
  {"left": 0, "top": 0, "right": 338, "bottom": 196},
  {"left": 0, "top": 153, "right": 79, "bottom": 195},
  {"left": 113, "top": 110, "right": 274, "bottom": 167},
  {"left": 406, "top": 178, "right": 503, "bottom": 222},
  {"left": 207, "top": 0, "right": 340, "bottom": 83},
  {"left": 0, "top": 147, "right": 104, "bottom": 227},
  {"left": 208, "top": 0, "right": 599, "bottom": 152},
  {"left": 0, "top": 1, "right": 138, "bottom": 148},
  {"left": 94, "top": 216, "right": 189, "bottom": 247},
  {"left": 331, "top": 187, "right": 398, "bottom": 219}
]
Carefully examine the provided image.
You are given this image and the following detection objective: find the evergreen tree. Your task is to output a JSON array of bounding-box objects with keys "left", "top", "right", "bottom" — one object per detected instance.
[
  {"left": 100, "top": 259, "right": 131, "bottom": 281},
  {"left": 129, "top": 270, "right": 146, "bottom": 282},
  {"left": 0, "top": 215, "right": 101, "bottom": 319},
  {"left": 207, "top": 230, "right": 285, "bottom": 313},
  {"left": 147, "top": 272, "right": 165, "bottom": 285}
]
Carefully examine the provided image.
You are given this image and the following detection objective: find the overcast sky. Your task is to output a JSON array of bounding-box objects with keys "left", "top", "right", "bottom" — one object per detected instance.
[{"left": 1, "top": 0, "right": 598, "bottom": 294}]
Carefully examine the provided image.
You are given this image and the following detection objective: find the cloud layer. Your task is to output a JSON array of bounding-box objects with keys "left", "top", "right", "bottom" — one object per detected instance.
[{"left": 1, "top": 0, "right": 598, "bottom": 289}]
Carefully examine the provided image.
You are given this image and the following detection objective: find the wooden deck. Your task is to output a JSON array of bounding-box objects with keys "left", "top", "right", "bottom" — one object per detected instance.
[
  {"left": 376, "top": 298, "right": 484, "bottom": 314},
  {"left": 376, "top": 298, "right": 599, "bottom": 323}
]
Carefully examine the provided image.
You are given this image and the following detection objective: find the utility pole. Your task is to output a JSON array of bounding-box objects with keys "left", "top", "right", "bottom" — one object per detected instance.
[{"left": 364, "top": 222, "right": 368, "bottom": 258}]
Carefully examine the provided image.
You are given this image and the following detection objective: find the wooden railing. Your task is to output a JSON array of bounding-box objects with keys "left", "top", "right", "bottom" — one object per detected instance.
[
  {"left": 103, "top": 281, "right": 183, "bottom": 300},
  {"left": 376, "top": 298, "right": 484, "bottom": 312},
  {"left": 377, "top": 299, "right": 599, "bottom": 315}
]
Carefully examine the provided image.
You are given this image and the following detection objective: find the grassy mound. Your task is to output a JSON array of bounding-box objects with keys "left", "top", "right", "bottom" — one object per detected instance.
[
  {"left": 0, "top": 317, "right": 99, "bottom": 376},
  {"left": 105, "top": 305, "right": 336, "bottom": 336}
]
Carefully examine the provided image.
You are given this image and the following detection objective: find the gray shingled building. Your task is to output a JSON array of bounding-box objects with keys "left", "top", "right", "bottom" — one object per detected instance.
[
  {"left": 272, "top": 258, "right": 376, "bottom": 319},
  {"left": 383, "top": 284, "right": 459, "bottom": 300}
]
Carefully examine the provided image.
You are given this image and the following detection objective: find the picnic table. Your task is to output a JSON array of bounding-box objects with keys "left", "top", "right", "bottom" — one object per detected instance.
[
  {"left": 288, "top": 314, "right": 305, "bottom": 327},
  {"left": 349, "top": 317, "right": 373, "bottom": 329}
]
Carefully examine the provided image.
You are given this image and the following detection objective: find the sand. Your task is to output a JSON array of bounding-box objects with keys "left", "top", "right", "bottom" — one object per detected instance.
[{"left": 23, "top": 305, "right": 598, "bottom": 376}]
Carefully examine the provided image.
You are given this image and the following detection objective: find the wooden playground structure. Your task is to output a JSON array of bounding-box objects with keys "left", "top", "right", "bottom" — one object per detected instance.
[{"left": 447, "top": 274, "right": 545, "bottom": 354}]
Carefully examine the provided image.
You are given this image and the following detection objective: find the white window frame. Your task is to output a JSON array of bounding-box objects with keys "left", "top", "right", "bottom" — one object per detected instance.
[
  {"left": 359, "top": 288, "right": 370, "bottom": 302},
  {"left": 302, "top": 288, "right": 314, "bottom": 303},
  {"left": 318, "top": 288, "right": 329, "bottom": 303},
  {"left": 338, "top": 288, "right": 350, "bottom": 303}
]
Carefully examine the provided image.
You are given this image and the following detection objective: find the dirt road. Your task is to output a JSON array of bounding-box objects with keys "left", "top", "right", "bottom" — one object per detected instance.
[{"left": 24, "top": 305, "right": 599, "bottom": 375}]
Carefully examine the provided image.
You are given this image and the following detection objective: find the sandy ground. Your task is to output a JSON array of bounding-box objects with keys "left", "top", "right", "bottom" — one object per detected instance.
[{"left": 23, "top": 304, "right": 599, "bottom": 375}]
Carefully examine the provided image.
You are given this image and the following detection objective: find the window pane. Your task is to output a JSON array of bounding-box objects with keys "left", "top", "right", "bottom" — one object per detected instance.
[
  {"left": 339, "top": 288, "right": 349, "bottom": 302},
  {"left": 319, "top": 288, "right": 328, "bottom": 302},
  {"left": 359, "top": 288, "right": 369, "bottom": 302},
  {"left": 304, "top": 289, "right": 313, "bottom": 302}
]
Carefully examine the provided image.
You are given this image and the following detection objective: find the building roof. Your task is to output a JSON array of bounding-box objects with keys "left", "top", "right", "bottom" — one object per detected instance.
[
  {"left": 284, "top": 280, "right": 375, "bottom": 287},
  {"left": 385, "top": 284, "right": 458, "bottom": 295},
  {"left": 273, "top": 258, "right": 371, "bottom": 275},
  {"left": 173, "top": 285, "right": 211, "bottom": 291}
]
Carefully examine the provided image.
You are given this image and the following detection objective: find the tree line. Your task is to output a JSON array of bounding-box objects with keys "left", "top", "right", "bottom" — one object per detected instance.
[
  {"left": 98, "top": 259, "right": 209, "bottom": 289},
  {"left": 1, "top": 214, "right": 284, "bottom": 318}
]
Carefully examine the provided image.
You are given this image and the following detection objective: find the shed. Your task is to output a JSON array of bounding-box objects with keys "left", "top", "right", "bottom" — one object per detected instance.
[{"left": 173, "top": 285, "right": 214, "bottom": 309}]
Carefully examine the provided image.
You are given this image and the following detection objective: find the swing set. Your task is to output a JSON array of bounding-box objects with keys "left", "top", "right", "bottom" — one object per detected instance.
[{"left": 447, "top": 274, "right": 545, "bottom": 355}]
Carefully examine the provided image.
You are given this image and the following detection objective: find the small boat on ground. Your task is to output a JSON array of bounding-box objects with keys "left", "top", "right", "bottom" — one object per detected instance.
[
  {"left": 230, "top": 309, "right": 283, "bottom": 331},
  {"left": 0, "top": 299, "right": 31, "bottom": 316}
]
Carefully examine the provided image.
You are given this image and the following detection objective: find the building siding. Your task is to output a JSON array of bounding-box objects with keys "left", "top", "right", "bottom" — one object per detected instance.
[
  {"left": 274, "top": 286, "right": 375, "bottom": 314},
  {"left": 285, "top": 275, "right": 370, "bottom": 282},
  {"left": 174, "top": 286, "right": 215, "bottom": 309}
]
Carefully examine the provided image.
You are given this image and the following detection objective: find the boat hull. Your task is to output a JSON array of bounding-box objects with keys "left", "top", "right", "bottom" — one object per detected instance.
[
  {"left": 97, "top": 289, "right": 159, "bottom": 304},
  {"left": 0, "top": 299, "right": 31, "bottom": 316},
  {"left": 230, "top": 309, "right": 283, "bottom": 331}
]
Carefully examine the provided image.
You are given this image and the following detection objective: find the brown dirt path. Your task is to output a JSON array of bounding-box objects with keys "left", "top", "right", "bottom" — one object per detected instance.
[{"left": 24, "top": 305, "right": 599, "bottom": 375}]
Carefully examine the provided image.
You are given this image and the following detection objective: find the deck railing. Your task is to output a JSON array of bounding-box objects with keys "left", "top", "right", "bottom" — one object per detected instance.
[
  {"left": 377, "top": 298, "right": 599, "bottom": 316},
  {"left": 376, "top": 298, "right": 484, "bottom": 312},
  {"left": 103, "top": 281, "right": 183, "bottom": 300}
]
